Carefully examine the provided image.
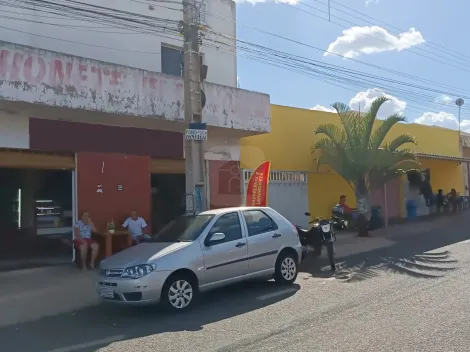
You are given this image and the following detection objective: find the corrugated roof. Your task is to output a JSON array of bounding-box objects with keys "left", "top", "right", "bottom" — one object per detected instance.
[{"left": 416, "top": 152, "right": 470, "bottom": 162}]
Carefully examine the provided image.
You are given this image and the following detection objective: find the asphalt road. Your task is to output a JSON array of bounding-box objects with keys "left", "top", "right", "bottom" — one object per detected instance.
[{"left": 2, "top": 218, "right": 470, "bottom": 352}]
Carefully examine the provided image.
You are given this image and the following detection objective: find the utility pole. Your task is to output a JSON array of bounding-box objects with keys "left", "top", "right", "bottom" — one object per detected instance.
[
  {"left": 182, "top": 0, "right": 206, "bottom": 213},
  {"left": 456, "top": 98, "right": 464, "bottom": 154}
]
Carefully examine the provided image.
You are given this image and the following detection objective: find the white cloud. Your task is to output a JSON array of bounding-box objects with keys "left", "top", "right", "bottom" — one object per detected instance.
[
  {"left": 310, "top": 104, "right": 335, "bottom": 113},
  {"left": 349, "top": 88, "right": 407, "bottom": 119},
  {"left": 414, "top": 111, "right": 470, "bottom": 132},
  {"left": 460, "top": 120, "right": 470, "bottom": 132},
  {"left": 325, "top": 26, "right": 425, "bottom": 58},
  {"left": 415, "top": 111, "right": 458, "bottom": 129},
  {"left": 365, "top": 0, "right": 379, "bottom": 6},
  {"left": 434, "top": 95, "right": 453, "bottom": 105}
]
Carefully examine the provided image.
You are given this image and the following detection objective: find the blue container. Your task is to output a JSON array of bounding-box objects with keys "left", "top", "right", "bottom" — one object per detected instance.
[
  {"left": 406, "top": 200, "right": 417, "bottom": 218},
  {"left": 352, "top": 210, "right": 359, "bottom": 220}
]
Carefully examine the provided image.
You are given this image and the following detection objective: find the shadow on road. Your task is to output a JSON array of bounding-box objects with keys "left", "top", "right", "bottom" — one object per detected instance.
[
  {"left": 300, "top": 219, "right": 468, "bottom": 282},
  {"left": 0, "top": 280, "right": 300, "bottom": 352}
]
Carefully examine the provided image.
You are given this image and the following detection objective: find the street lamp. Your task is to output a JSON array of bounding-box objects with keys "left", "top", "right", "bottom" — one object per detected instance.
[{"left": 456, "top": 98, "right": 464, "bottom": 152}]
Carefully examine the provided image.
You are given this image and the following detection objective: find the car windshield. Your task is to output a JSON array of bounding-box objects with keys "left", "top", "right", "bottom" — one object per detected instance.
[{"left": 152, "top": 214, "right": 214, "bottom": 243}]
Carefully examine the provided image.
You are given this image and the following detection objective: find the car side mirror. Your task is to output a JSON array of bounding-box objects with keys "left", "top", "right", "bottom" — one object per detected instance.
[
  {"left": 205, "top": 232, "right": 225, "bottom": 246},
  {"left": 304, "top": 212, "right": 311, "bottom": 216}
]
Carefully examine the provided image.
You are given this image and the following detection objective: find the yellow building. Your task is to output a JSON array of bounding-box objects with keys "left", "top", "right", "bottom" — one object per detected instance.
[{"left": 240, "top": 104, "right": 466, "bottom": 221}]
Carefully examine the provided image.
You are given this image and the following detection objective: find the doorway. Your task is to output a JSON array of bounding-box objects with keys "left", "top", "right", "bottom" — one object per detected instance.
[
  {"left": 151, "top": 174, "right": 185, "bottom": 232},
  {"left": 0, "top": 168, "right": 74, "bottom": 269}
]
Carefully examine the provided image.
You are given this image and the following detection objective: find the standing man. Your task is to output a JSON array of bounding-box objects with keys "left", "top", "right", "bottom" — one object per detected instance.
[{"left": 122, "top": 210, "right": 151, "bottom": 244}]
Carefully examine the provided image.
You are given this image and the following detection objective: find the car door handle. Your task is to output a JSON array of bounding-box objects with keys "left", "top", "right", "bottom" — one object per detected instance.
[
  {"left": 272, "top": 233, "right": 282, "bottom": 238},
  {"left": 235, "top": 242, "right": 246, "bottom": 248}
]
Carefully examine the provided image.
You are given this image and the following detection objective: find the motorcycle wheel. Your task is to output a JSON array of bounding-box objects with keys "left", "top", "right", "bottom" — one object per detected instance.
[{"left": 326, "top": 242, "right": 336, "bottom": 271}]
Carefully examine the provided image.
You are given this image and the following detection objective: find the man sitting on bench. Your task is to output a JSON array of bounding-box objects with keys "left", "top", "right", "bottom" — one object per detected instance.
[{"left": 122, "top": 210, "right": 151, "bottom": 244}]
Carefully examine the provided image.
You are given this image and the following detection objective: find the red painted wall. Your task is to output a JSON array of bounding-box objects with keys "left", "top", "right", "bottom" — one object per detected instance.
[
  {"left": 209, "top": 161, "right": 242, "bottom": 209},
  {"left": 371, "top": 177, "right": 401, "bottom": 219},
  {"left": 30, "top": 118, "right": 183, "bottom": 159},
  {"left": 76, "top": 152, "right": 151, "bottom": 233}
]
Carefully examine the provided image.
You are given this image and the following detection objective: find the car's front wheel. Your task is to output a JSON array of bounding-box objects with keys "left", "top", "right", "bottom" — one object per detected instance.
[
  {"left": 161, "top": 274, "right": 197, "bottom": 311},
  {"left": 274, "top": 251, "right": 298, "bottom": 285}
]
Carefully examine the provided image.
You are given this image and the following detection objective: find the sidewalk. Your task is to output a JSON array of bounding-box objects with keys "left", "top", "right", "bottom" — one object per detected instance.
[{"left": 334, "top": 213, "right": 462, "bottom": 258}]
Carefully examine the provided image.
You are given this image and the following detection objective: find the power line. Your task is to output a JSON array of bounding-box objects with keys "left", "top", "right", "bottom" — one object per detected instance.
[
  {"left": 202, "top": 9, "right": 470, "bottom": 99},
  {"left": 1, "top": 0, "right": 466, "bottom": 118},
  {"left": 0, "top": 25, "right": 167, "bottom": 53},
  {"left": 0, "top": 0, "right": 182, "bottom": 36},
  {"left": 288, "top": 0, "right": 470, "bottom": 73},
  {"left": 205, "top": 38, "right": 462, "bottom": 115},
  {"left": 328, "top": 0, "right": 470, "bottom": 62},
  {"left": 309, "top": 0, "right": 470, "bottom": 66}
]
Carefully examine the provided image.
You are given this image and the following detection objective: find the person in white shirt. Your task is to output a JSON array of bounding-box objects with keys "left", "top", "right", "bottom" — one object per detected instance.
[{"left": 122, "top": 210, "right": 151, "bottom": 244}]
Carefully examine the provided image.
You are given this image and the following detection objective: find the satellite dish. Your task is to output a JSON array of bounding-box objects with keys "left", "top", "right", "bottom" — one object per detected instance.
[{"left": 456, "top": 98, "right": 464, "bottom": 107}]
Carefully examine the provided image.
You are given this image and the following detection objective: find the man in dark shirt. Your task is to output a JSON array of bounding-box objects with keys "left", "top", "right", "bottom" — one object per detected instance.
[{"left": 436, "top": 189, "right": 445, "bottom": 213}]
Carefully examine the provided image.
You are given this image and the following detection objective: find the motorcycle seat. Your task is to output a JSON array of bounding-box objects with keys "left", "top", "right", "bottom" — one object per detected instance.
[{"left": 296, "top": 226, "right": 309, "bottom": 233}]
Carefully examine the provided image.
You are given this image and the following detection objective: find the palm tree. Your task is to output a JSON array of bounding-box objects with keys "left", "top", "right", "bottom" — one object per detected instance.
[{"left": 311, "top": 97, "right": 420, "bottom": 236}]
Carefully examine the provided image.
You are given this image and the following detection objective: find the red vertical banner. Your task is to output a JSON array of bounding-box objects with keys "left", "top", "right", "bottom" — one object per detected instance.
[{"left": 245, "top": 161, "right": 271, "bottom": 206}]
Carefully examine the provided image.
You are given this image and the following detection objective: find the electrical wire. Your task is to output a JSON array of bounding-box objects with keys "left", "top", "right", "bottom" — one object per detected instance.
[
  {"left": 295, "top": 0, "right": 470, "bottom": 71},
  {"left": 202, "top": 9, "right": 470, "bottom": 97},
  {"left": 202, "top": 31, "right": 470, "bottom": 115},
  {"left": 328, "top": 0, "right": 470, "bottom": 63},
  {"left": 0, "top": 0, "right": 182, "bottom": 37},
  {"left": 1, "top": 0, "right": 466, "bottom": 117}
]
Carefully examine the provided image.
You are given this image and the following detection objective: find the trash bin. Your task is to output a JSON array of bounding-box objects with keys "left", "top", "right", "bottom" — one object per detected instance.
[
  {"left": 406, "top": 200, "right": 417, "bottom": 218},
  {"left": 369, "top": 205, "right": 383, "bottom": 230}
]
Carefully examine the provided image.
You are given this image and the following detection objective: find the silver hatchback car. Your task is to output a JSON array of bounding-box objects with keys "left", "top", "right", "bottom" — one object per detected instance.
[{"left": 96, "top": 206, "right": 303, "bottom": 311}]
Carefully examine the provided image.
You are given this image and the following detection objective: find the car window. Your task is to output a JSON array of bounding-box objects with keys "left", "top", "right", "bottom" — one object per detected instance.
[
  {"left": 207, "top": 212, "right": 243, "bottom": 244},
  {"left": 243, "top": 210, "right": 278, "bottom": 237},
  {"left": 152, "top": 214, "right": 214, "bottom": 242}
]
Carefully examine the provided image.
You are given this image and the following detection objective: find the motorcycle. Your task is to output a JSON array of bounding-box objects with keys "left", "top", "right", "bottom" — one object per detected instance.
[
  {"left": 296, "top": 212, "right": 336, "bottom": 271},
  {"left": 331, "top": 205, "right": 348, "bottom": 230}
]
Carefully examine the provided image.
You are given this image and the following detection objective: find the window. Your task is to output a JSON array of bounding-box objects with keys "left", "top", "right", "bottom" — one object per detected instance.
[
  {"left": 161, "top": 45, "right": 183, "bottom": 77},
  {"left": 161, "top": 45, "right": 204, "bottom": 78},
  {"left": 207, "top": 212, "right": 242, "bottom": 243},
  {"left": 152, "top": 214, "right": 214, "bottom": 242},
  {"left": 198, "top": 0, "right": 207, "bottom": 25},
  {"left": 243, "top": 210, "right": 278, "bottom": 237}
]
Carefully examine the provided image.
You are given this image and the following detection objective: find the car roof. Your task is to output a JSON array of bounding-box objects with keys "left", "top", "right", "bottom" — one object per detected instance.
[{"left": 200, "top": 206, "right": 274, "bottom": 216}]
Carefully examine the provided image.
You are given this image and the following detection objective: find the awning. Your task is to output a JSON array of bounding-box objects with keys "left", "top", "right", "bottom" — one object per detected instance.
[
  {"left": 0, "top": 148, "right": 75, "bottom": 169},
  {"left": 416, "top": 152, "right": 470, "bottom": 163}
]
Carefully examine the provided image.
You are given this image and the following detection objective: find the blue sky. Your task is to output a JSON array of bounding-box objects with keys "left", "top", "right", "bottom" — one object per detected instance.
[{"left": 235, "top": 0, "right": 470, "bottom": 131}]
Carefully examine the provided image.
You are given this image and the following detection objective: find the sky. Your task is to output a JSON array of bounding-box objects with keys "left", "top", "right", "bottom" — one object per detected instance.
[{"left": 234, "top": 0, "right": 470, "bottom": 132}]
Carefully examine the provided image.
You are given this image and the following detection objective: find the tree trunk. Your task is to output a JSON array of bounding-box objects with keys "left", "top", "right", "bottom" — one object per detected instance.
[{"left": 355, "top": 192, "right": 370, "bottom": 237}]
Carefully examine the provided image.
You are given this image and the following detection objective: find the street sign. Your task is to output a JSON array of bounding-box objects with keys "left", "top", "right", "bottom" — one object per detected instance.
[
  {"left": 186, "top": 194, "right": 194, "bottom": 212},
  {"left": 185, "top": 129, "right": 208, "bottom": 140}
]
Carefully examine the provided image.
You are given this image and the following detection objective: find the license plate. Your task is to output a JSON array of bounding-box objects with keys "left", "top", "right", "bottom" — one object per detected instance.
[{"left": 99, "top": 286, "right": 114, "bottom": 299}]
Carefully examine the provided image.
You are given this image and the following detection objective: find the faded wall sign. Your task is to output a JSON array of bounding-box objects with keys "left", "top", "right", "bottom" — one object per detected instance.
[{"left": 0, "top": 41, "right": 270, "bottom": 132}]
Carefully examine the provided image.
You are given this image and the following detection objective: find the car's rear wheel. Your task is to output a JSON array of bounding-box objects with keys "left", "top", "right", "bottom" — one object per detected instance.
[
  {"left": 274, "top": 251, "right": 298, "bottom": 285},
  {"left": 161, "top": 274, "right": 197, "bottom": 311}
]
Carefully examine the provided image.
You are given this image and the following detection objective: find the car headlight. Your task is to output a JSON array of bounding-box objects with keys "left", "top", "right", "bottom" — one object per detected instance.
[
  {"left": 121, "top": 264, "right": 157, "bottom": 279},
  {"left": 321, "top": 224, "right": 331, "bottom": 233}
]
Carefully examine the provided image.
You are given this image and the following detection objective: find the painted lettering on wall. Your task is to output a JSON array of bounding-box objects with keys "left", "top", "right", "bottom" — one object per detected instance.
[
  {"left": 0, "top": 41, "right": 270, "bottom": 131},
  {"left": 0, "top": 48, "right": 176, "bottom": 97}
]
